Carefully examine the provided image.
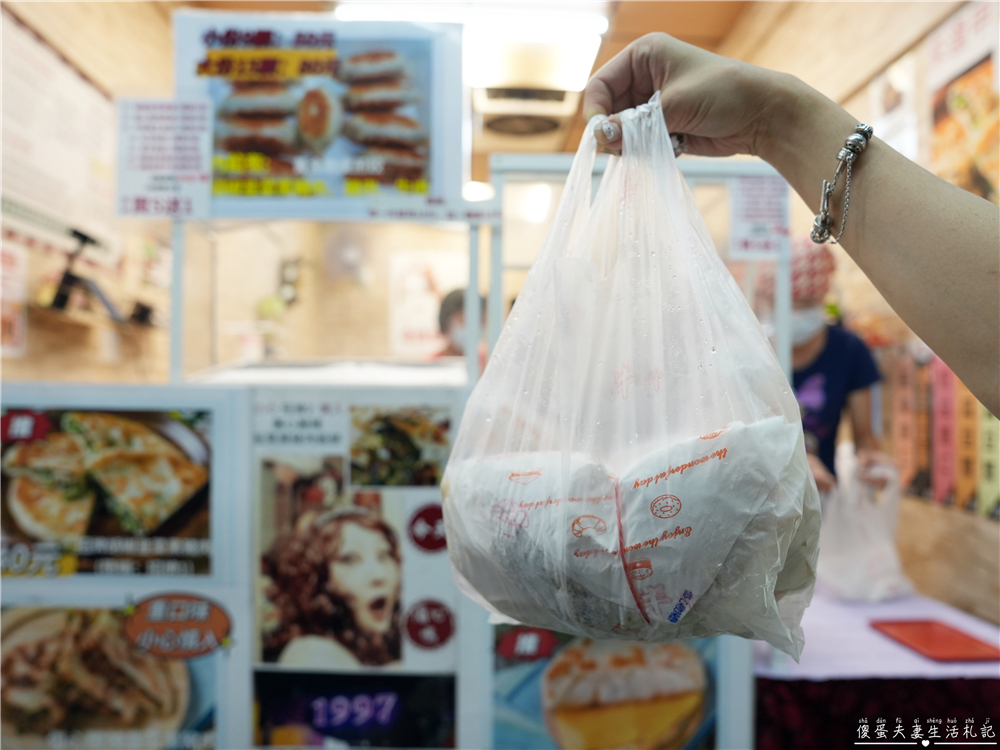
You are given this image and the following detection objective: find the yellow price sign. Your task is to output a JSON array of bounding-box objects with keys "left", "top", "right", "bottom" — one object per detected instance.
[
  {"left": 197, "top": 48, "right": 337, "bottom": 81},
  {"left": 1, "top": 541, "right": 77, "bottom": 577}
]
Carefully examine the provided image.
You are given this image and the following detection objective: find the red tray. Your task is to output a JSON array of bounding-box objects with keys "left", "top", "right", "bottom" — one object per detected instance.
[{"left": 870, "top": 619, "right": 1000, "bottom": 662}]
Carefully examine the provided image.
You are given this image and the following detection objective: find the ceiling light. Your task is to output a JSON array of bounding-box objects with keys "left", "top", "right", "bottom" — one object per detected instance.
[
  {"left": 464, "top": 35, "right": 601, "bottom": 91},
  {"left": 333, "top": 3, "right": 609, "bottom": 37},
  {"left": 520, "top": 183, "right": 551, "bottom": 223},
  {"left": 463, "top": 181, "right": 496, "bottom": 201},
  {"left": 334, "top": 2, "right": 608, "bottom": 91}
]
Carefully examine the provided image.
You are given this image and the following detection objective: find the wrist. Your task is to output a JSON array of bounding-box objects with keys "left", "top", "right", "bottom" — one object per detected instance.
[{"left": 754, "top": 74, "right": 857, "bottom": 212}]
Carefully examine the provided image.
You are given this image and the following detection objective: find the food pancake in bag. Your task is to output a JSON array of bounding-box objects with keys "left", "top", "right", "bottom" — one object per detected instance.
[
  {"left": 214, "top": 116, "right": 300, "bottom": 156},
  {"left": 217, "top": 81, "right": 302, "bottom": 118},
  {"left": 297, "top": 87, "right": 343, "bottom": 155},
  {"left": 348, "top": 147, "right": 427, "bottom": 184},
  {"left": 343, "top": 113, "right": 427, "bottom": 148},
  {"left": 344, "top": 82, "right": 420, "bottom": 112},
  {"left": 339, "top": 51, "right": 409, "bottom": 83}
]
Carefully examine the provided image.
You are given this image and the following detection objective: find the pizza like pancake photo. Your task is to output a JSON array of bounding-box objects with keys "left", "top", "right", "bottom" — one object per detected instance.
[
  {"left": 6, "top": 476, "right": 95, "bottom": 544},
  {"left": 1, "top": 432, "right": 87, "bottom": 483},
  {"left": 1, "top": 409, "right": 213, "bottom": 569},
  {"left": 90, "top": 454, "right": 208, "bottom": 536},
  {"left": 60, "top": 412, "right": 184, "bottom": 468}
]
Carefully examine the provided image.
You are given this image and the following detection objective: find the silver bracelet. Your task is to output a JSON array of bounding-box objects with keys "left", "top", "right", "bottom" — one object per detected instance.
[{"left": 811, "top": 123, "right": 874, "bottom": 244}]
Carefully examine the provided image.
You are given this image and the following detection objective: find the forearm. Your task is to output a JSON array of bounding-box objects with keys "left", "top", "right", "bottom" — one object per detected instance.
[{"left": 758, "top": 76, "right": 1000, "bottom": 417}]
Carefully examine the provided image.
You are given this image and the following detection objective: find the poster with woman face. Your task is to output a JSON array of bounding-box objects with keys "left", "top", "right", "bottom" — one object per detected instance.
[
  {"left": 251, "top": 389, "right": 461, "bottom": 748},
  {"left": 257, "top": 455, "right": 405, "bottom": 670}
]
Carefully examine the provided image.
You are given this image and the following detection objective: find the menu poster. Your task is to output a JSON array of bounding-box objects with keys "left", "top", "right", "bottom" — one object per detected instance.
[
  {"left": 252, "top": 389, "right": 461, "bottom": 748},
  {"left": 930, "top": 356, "right": 957, "bottom": 505},
  {"left": 0, "top": 408, "right": 212, "bottom": 577},
  {"left": 953, "top": 379, "right": 980, "bottom": 512},
  {"left": 980, "top": 405, "right": 1000, "bottom": 519},
  {"left": 0, "top": 600, "right": 224, "bottom": 750},
  {"left": 173, "top": 12, "right": 463, "bottom": 218},
  {"left": 494, "top": 628, "right": 717, "bottom": 750},
  {"left": 117, "top": 99, "right": 213, "bottom": 218},
  {"left": 1, "top": 8, "right": 121, "bottom": 270},
  {"left": 925, "top": 2, "right": 1000, "bottom": 204},
  {"left": 1, "top": 241, "right": 28, "bottom": 358},
  {"left": 727, "top": 175, "right": 789, "bottom": 259}
]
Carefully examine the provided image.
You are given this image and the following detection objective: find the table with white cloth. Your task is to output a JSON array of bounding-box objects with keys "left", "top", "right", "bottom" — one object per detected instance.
[{"left": 753, "top": 588, "right": 1000, "bottom": 750}]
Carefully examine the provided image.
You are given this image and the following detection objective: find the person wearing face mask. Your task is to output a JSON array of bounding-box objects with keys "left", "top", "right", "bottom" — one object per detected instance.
[
  {"left": 759, "top": 239, "right": 888, "bottom": 494},
  {"left": 432, "top": 288, "right": 487, "bottom": 370}
]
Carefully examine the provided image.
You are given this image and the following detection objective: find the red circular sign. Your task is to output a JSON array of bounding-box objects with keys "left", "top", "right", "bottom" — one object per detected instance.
[
  {"left": 405, "top": 600, "right": 454, "bottom": 649},
  {"left": 571, "top": 515, "right": 607, "bottom": 538},
  {"left": 651, "top": 494, "right": 682, "bottom": 519},
  {"left": 408, "top": 504, "right": 447, "bottom": 552},
  {"left": 626, "top": 559, "right": 653, "bottom": 580}
]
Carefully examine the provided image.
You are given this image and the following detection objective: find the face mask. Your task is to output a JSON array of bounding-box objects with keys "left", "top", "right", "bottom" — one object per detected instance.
[
  {"left": 790, "top": 306, "right": 827, "bottom": 345},
  {"left": 447, "top": 323, "right": 465, "bottom": 353}
]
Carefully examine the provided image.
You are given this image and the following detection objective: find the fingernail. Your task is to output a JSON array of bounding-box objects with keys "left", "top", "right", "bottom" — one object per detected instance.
[{"left": 600, "top": 119, "right": 621, "bottom": 143}]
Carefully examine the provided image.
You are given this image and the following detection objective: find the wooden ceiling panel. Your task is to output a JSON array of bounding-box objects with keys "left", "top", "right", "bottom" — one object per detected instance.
[
  {"left": 610, "top": 1, "right": 748, "bottom": 45},
  {"left": 180, "top": 1, "right": 333, "bottom": 12},
  {"left": 562, "top": 1, "right": 749, "bottom": 150},
  {"left": 4, "top": 1, "right": 174, "bottom": 97}
]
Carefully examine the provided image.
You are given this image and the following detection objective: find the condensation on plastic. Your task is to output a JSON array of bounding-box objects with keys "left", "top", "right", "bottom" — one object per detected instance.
[
  {"left": 817, "top": 442, "right": 912, "bottom": 602},
  {"left": 442, "top": 94, "right": 822, "bottom": 659}
]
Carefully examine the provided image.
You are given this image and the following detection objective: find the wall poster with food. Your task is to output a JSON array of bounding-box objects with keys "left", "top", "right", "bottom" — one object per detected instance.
[
  {"left": 0, "top": 585, "right": 244, "bottom": 750},
  {"left": 493, "top": 627, "right": 717, "bottom": 750},
  {"left": 0, "top": 385, "right": 246, "bottom": 579},
  {"left": 251, "top": 387, "right": 463, "bottom": 748},
  {"left": 925, "top": 1, "right": 999, "bottom": 204},
  {"left": 1, "top": 408, "right": 211, "bottom": 576},
  {"left": 173, "top": 11, "right": 463, "bottom": 218}
]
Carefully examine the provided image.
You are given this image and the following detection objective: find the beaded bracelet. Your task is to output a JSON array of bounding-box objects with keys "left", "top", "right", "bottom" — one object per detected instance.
[{"left": 811, "top": 124, "right": 874, "bottom": 244}]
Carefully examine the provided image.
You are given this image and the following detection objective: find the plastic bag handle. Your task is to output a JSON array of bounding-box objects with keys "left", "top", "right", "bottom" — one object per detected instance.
[
  {"left": 530, "top": 116, "right": 601, "bottom": 267},
  {"left": 618, "top": 93, "right": 696, "bottom": 253}
]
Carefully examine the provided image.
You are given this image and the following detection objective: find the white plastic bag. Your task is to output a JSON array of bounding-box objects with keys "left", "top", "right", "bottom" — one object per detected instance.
[
  {"left": 442, "top": 95, "right": 821, "bottom": 658},
  {"left": 817, "top": 442, "right": 912, "bottom": 601}
]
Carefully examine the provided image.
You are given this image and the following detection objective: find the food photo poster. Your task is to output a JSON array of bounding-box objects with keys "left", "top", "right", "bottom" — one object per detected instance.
[
  {"left": 251, "top": 389, "right": 464, "bottom": 748},
  {"left": 173, "top": 11, "right": 464, "bottom": 218},
  {"left": 1, "top": 399, "right": 224, "bottom": 578},
  {"left": 925, "top": 1, "right": 999, "bottom": 204},
  {"left": 0, "top": 603, "right": 220, "bottom": 750},
  {"left": 494, "top": 627, "right": 717, "bottom": 750}
]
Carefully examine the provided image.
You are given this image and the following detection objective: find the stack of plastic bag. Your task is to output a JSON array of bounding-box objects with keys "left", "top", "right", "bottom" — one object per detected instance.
[{"left": 817, "top": 442, "right": 912, "bottom": 601}]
